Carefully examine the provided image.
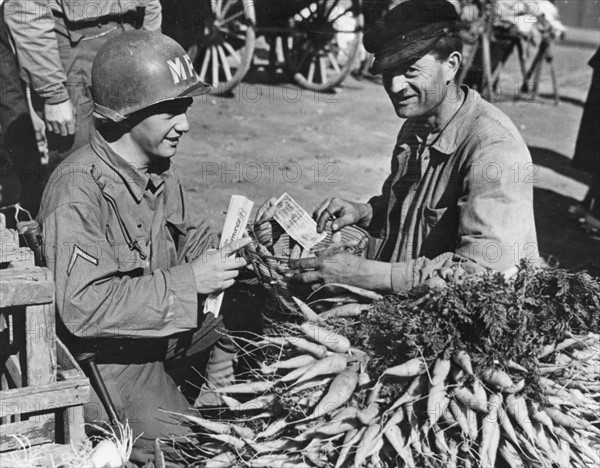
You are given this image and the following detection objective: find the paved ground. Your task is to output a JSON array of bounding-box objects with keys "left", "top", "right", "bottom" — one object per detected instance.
[{"left": 175, "top": 36, "right": 599, "bottom": 275}]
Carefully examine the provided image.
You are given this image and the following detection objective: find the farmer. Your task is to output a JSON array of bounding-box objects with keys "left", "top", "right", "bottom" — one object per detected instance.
[
  {"left": 291, "top": 0, "right": 539, "bottom": 291},
  {"left": 38, "top": 30, "right": 248, "bottom": 465}
]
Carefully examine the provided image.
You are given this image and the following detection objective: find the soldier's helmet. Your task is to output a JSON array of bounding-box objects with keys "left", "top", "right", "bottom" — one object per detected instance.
[{"left": 92, "top": 30, "right": 210, "bottom": 122}]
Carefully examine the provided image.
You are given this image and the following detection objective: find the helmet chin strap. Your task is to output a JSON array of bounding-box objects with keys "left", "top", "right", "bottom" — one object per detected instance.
[{"left": 93, "top": 103, "right": 128, "bottom": 123}]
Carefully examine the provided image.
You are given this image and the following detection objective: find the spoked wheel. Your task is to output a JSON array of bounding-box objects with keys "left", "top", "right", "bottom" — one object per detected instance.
[
  {"left": 187, "top": 0, "right": 257, "bottom": 95},
  {"left": 285, "top": 0, "right": 363, "bottom": 92}
]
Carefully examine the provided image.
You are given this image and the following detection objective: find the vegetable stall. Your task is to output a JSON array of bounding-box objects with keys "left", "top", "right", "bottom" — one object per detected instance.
[{"left": 165, "top": 259, "right": 600, "bottom": 468}]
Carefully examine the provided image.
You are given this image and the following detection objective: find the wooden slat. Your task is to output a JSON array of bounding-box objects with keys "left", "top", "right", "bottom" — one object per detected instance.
[
  {"left": 0, "top": 377, "right": 89, "bottom": 419},
  {"left": 0, "top": 245, "right": 34, "bottom": 266},
  {"left": 0, "top": 415, "right": 55, "bottom": 451},
  {"left": 4, "top": 353, "right": 22, "bottom": 388},
  {"left": 62, "top": 406, "right": 86, "bottom": 445},
  {"left": 56, "top": 338, "right": 84, "bottom": 375},
  {"left": 26, "top": 303, "right": 56, "bottom": 386},
  {"left": 0, "top": 267, "right": 54, "bottom": 308}
]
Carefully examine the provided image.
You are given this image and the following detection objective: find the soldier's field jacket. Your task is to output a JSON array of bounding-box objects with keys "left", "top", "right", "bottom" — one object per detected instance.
[{"left": 38, "top": 130, "right": 213, "bottom": 345}]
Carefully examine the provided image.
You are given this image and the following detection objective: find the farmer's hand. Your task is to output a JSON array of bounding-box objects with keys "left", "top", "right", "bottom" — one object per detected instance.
[
  {"left": 191, "top": 238, "right": 251, "bottom": 295},
  {"left": 313, "top": 197, "right": 373, "bottom": 233},
  {"left": 253, "top": 197, "right": 278, "bottom": 246},
  {"left": 44, "top": 100, "right": 76, "bottom": 136},
  {"left": 290, "top": 250, "right": 392, "bottom": 292}
]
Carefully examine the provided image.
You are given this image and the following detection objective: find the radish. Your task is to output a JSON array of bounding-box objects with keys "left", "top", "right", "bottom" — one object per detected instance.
[{"left": 89, "top": 440, "right": 123, "bottom": 468}]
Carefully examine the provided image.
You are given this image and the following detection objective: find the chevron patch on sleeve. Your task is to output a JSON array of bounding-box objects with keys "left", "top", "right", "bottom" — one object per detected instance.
[{"left": 67, "top": 245, "right": 99, "bottom": 276}]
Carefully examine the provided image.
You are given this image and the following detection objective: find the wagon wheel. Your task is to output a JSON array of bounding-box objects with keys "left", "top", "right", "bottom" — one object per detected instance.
[
  {"left": 285, "top": 0, "right": 364, "bottom": 92},
  {"left": 187, "top": 0, "right": 256, "bottom": 95}
]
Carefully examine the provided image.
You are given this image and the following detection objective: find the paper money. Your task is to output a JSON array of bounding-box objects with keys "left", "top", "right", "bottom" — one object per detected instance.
[
  {"left": 203, "top": 195, "right": 253, "bottom": 317},
  {"left": 274, "top": 193, "right": 326, "bottom": 250}
]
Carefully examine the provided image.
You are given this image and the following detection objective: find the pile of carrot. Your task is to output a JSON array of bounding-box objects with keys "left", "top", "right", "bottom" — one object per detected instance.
[{"left": 172, "top": 267, "right": 599, "bottom": 468}]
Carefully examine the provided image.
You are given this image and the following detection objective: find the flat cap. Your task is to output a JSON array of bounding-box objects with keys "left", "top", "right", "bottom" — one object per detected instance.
[{"left": 364, "top": 0, "right": 460, "bottom": 74}]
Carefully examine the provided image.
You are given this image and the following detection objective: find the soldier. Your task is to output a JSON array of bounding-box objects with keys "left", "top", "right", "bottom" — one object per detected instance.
[
  {"left": 38, "top": 30, "right": 248, "bottom": 465},
  {"left": 292, "top": 0, "right": 539, "bottom": 290}
]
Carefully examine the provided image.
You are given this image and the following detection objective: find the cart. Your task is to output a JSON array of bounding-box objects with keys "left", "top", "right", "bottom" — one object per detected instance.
[{"left": 162, "top": 0, "right": 364, "bottom": 94}]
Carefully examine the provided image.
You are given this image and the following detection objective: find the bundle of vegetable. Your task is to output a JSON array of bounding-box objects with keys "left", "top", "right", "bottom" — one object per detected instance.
[{"left": 171, "top": 262, "right": 599, "bottom": 468}]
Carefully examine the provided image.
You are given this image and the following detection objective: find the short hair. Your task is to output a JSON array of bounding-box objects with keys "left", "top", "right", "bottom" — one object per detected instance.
[{"left": 430, "top": 31, "right": 463, "bottom": 61}]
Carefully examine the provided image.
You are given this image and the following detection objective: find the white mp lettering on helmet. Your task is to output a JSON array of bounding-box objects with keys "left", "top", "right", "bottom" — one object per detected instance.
[{"left": 167, "top": 55, "right": 196, "bottom": 84}]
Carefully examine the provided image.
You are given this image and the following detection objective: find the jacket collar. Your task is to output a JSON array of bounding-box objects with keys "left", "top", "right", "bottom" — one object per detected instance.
[
  {"left": 429, "top": 86, "right": 479, "bottom": 155},
  {"left": 402, "top": 86, "right": 479, "bottom": 156},
  {"left": 91, "top": 130, "right": 167, "bottom": 203}
]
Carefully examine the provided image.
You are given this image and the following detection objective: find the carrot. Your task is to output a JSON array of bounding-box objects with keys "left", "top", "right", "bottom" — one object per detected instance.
[
  {"left": 427, "top": 383, "right": 449, "bottom": 426},
  {"left": 353, "top": 423, "right": 382, "bottom": 468},
  {"left": 384, "top": 423, "right": 407, "bottom": 456},
  {"left": 256, "top": 418, "right": 288, "bottom": 440},
  {"left": 382, "top": 357, "right": 427, "bottom": 379},
  {"left": 366, "top": 381, "right": 383, "bottom": 406},
  {"left": 298, "top": 322, "right": 351, "bottom": 354},
  {"left": 289, "top": 376, "right": 332, "bottom": 394},
  {"left": 507, "top": 378, "right": 525, "bottom": 394},
  {"left": 205, "top": 452, "right": 236, "bottom": 468},
  {"left": 222, "top": 394, "right": 276, "bottom": 412},
  {"left": 297, "top": 388, "right": 325, "bottom": 408},
  {"left": 472, "top": 379, "right": 488, "bottom": 410},
  {"left": 529, "top": 403, "right": 554, "bottom": 431},
  {"left": 532, "top": 421, "right": 552, "bottom": 452},
  {"left": 205, "top": 433, "right": 246, "bottom": 451},
  {"left": 452, "top": 386, "right": 489, "bottom": 413},
  {"left": 505, "top": 395, "right": 536, "bottom": 441},
  {"left": 292, "top": 296, "right": 320, "bottom": 321},
  {"left": 176, "top": 413, "right": 234, "bottom": 434},
  {"left": 485, "top": 422, "right": 501, "bottom": 468},
  {"left": 432, "top": 424, "right": 450, "bottom": 455},
  {"left": 215, "top": 381, "right": 274, "bottom": 394},
  {"left": 506, "top": 359, "right": 528, "bottom": 373},
  {"left": 448, "top": 399, "right": 470, "bottom": 438},
  {"left": 263, "top": 354, "right": 316, "bottom": 372},
  {"left": 480, "top": 368, "right": 515, "bottom": 392},
  {"left": 285, "top": 336, "right": 328, "bottom": 359},
  {"left": 450, "top": 365, "right": 465, "bottom": 385},
  {"left": 498, "top": 441, "right": 523, "bottom": 468},
  {"left": 310, "top": 369, "right": 359, "bottom": 419},
  {"left": 320, "top": 303, "right": 368, "bottom": 320},
  {"left": 245, "top": 438, "right": 295, "bottom": 454},
  {"left": 431, "top": 355, "right": 451, "bottom": 386},
  {"left": 389, "top": 373, "right": 428, "bottom": 411},
  {"left": 248, "top": 457, "right": 312, "bottom": 468},
  {"left": 544, "top": 407, "right": 586, "bottom": 429},
  {"left": 382, "top": 407, "right": 404, "bottom": 433},
  {"left": 294, "top": 353, "right": 347, "bottom": 385},
  {"left": 357, "top": 402, "right": 380, "bottom": 426},
  {"left": 465, "top": 405, "right": 478, "bottom": 440},
  {"left": 335, "top": 427, "right": 364, "bottom": 468},
  {"left": 497, "top": 405, "right": 520, "bottom": 449},
  {"left": 298, "top": 408, "right": 359, "bottom": 439},
  {"left": 452, "top": 350, "right": 474, "bottom": 375},
  {"left": 357, "top": 371, "right": 371, "bottom": 387}
]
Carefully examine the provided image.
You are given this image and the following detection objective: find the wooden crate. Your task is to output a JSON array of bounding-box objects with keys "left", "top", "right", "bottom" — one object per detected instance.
[{"left": 0, "top": 216, "right": 90, "bottom": 452}]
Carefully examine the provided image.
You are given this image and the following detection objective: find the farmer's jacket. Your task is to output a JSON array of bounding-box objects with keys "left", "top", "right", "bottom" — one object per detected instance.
[
  {"left": 4, "top": 0, "right": 161, "bottom": 104},
  {"left": 367, "top": 88, "right": 539, "bottom": 291},
  {"left": 38, "top": 130, "right": 214, "bottom": 346}
]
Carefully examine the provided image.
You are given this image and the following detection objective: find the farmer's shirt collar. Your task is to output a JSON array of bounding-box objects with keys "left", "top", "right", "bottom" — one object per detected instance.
[
  {"left": 91, "top": 130, "right": 168, "bottom": 203},
  {"left": 406, "top": 85, "right": 474, "bottom": 155}
]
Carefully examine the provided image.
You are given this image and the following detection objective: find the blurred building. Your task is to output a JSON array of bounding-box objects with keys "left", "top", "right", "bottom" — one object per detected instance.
[{"left": 555, "top": 0, "right": 599, "bottom": 30}]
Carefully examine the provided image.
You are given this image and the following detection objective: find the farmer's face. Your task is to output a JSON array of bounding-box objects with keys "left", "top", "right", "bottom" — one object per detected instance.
[
  {"left": 129, "top": 99, "right": 192, "bottom": 162},
  {"left": 382, "top": 53, "right": 457, "bottom": 119}
]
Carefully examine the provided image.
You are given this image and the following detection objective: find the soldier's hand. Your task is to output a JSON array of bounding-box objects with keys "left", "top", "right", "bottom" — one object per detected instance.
[
  {"left": 313, "top": 197, "right": 373, "bottom": 233},
  {"left": 44, "top": 100, "right": 76, "bottom": 136},
  {"left": 191, "top": 238, "right": 251, "bottom": 295}
]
